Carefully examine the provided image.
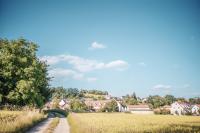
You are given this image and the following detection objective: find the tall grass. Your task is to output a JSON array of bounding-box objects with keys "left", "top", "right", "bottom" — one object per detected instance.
[
  {"left": 68, "top": 113, "right": 200, "bottom": 133},
  {"left": 0, "top": 110, "right": 46, "bottom": 133}
]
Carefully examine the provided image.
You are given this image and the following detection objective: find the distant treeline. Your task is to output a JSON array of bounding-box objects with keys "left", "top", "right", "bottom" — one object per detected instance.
[{"left": 49, "top": 87, "right": 108, "bottom": 99}]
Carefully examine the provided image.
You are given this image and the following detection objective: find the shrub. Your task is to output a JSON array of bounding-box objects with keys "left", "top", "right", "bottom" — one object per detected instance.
[{"left": 154, "top": 108, "right": 170, "bottom": 115}]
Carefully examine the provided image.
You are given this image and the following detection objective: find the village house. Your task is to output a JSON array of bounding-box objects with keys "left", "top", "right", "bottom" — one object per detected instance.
[
  {"left": 84, "top": 98, "right": 127, "bottom": 112},
  {"left": 59, "top": 99, "right": 70, "bottom": 110},
  {"left": 115, "top": 100, "right": 127, "bottom": 112},
  {"left": 192, "top": 104, "right": 200, "bottom": 115},
  {"left": 117, "top": 102, "right": 127, "bottom": 112},
  {"left": 127, "top": 104, "right": 153, "bottom": 114},
  {"left": 84, "top": 99, "right": 112, "bottom": 111},
  {"left": 170, "top": 102, "right": 192, "bottom": 115},
  {"left": 105, "top": 95, "right": 112, "bottom": 100}
]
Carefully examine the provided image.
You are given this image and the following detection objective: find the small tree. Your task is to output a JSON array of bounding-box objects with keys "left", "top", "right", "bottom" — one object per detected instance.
[
  {"left": 70, "top": 99, "right": 88, "bottom": 112},
  {"left": 101, "top": 100, "right": 118, "bottom": 112}
]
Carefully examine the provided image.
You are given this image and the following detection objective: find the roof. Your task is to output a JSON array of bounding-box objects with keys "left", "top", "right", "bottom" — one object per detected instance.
[
  {"left": 193, "top": 104, "right": 200, "bottom": 108},
  {"left": 127, "top": 104, "right": 150, "bottom": 108},
  {"left": 59, "top": 99, "right": 70, "bottom": 107},
  {"left": 84, "top": 100, "right": 112, "bottom": 108},
  {"left": 172, "top": 102, "right": 191, "bottom": 110},
  {"left": 163, "top": 105, "right": 171, "bottom": 108}
]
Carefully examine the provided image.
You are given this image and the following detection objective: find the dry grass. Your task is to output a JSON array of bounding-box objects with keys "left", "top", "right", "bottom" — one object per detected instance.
[
  {"left": 0, "top": 110, "right": 46, "bottom": 133},
  {"left": 68, "top": 113, "right": 200, "bottom": 133}
]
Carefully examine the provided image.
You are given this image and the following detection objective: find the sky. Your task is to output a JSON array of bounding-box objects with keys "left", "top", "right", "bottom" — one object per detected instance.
[{"left": 0, "top": 0, "right": 200, "bottom": 98}]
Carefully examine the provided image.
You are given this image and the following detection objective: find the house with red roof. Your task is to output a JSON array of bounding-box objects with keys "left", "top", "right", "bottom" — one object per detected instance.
[
  {"left": 170, "top": 102, "right": 192, "bottom": 115},
  {"left": 192, "top": 104, "right": 200, "bottom": 115},
  {"left": 127, "top": 104, "right": 153, "bottom": 114}
]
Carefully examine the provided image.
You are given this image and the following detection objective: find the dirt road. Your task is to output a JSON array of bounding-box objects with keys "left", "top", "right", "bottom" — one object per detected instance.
[
  {"left": 54, "top": 116, "right": 70, "bottom": 133},
  {"left": 26, "top": 118, "right": 53, "bottom": 133},
  {"left": 26, "top": 115, "right": 70, "bottom": 133}
]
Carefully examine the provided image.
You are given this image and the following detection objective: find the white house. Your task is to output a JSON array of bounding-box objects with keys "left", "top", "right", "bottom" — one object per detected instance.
[
  {"left": 116, "top": 101, "right": 127, "bottom": 112},
  {"left": 170, "top": 102, "right": 191, "bottom": 115},
  {"left": 59, "top": 99, "right": 70, "bottom": 110},
  {"left": 192, "top": 104, "right": 200, "bottom": 115},
  {"left": 127, "top": 104, "right": 153, "bottom": 114}
]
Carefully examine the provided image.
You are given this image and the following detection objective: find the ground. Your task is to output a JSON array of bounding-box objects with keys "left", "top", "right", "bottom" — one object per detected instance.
[{"left": 68, "top": 113, "right": 200, "bottom": 133}]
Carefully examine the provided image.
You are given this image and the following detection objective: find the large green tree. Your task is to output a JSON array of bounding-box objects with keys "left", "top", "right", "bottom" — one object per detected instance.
[
  {"left": 122, "top": 92, "right": 138, "bottom": 105},
  {"left": 164, "top": 95, "right": 176, "bottom": 105},
  {"left": 70, "top": 99, "right": 88, "bottom": 112},
  {"left": 147, "top": 95, "right": 166, "bottom": 109},
  {"left": 0, "top": 38, "right": 50, "bottom": 107}
]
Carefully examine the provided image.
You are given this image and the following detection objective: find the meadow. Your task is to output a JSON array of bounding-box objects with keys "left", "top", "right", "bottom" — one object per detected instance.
[
  {"left": 0, "top": 110, "right": 46, "bottom": 133},
  {"left": 68, "top": 113, "right": 200, "bottom": 133}
]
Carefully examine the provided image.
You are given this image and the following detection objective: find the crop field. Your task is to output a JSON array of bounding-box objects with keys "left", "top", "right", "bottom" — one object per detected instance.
[
  {"left": 0, "top": 111, "right": 45, "bottom": 133},
  {"left": 68, "top": 113, "right": 200, "bottom": 133}
]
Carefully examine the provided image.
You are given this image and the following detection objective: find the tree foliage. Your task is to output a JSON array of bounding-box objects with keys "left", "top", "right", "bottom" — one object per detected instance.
[
  {"left": 122, "top": 92, "right": 138, "bottom": 105},
  {"left": 147, "top": 95, "right": 166, "bottom": 109},
  {"left": 189, "top": 97, "right": 200, "bottom": 104},
  {"left": 70, "top": 99, "right": 88, "bottom": 112},
  {"left": 164, "top": 95, "right": 176, "bottom": 105},
  {"left": 0, "top": 38, "right": 50, "bottom": 107},
  {"left": 50, "top": 87, "right": 81, "bottom": 99},
  {"left": 101, "top": 100, "right": 118, "bottom": 112},
  {"left": 80, "top": 89, "right": 108, "bottom": 95}
]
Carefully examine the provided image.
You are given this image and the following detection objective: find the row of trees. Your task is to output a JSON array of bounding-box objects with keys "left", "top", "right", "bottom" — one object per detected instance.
[
  {"left": 122, "top": 92, "right": 200, "bottom": 109},
  {"left": 0, "top": 39, "right": 50, "bottom": 107},
  {"left": 80, "top": 89, "right": 108, "bottom": 95},
  {"left": 49, "top": 87, "right": 108, "bottom": 100},
  {"left": 147, "top": 95, "right": 176, "bottom": 108}
]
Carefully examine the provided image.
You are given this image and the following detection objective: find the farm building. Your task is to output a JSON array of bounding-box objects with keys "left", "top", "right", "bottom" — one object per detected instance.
[
  {"left": 170, "top": 102, "right": 192, "bottom": 115},
  {"left": 84, "top": 99, "right": 112, "bottom": 111},
  {"left": 59, "top": 99, "right": 70, "bottom": 110},
  {"left": 115, "top": 100, "right": 127, "bottom": 112},
  {"left": 192, "top": 104, "right": 200, "bottom": 115},
  {"left": 127, "top": 104, "right": 153, "bottom": 114}
]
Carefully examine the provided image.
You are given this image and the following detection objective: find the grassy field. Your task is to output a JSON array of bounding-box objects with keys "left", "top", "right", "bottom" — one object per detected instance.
[
  {"left": 0, "top": 110, "right": 46, "bottom": 133},
  {"left": 68, "top": 113, "right": 200, "bottom": 133}
]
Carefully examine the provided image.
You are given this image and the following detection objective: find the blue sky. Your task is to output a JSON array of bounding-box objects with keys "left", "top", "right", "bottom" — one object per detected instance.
[{"left": 0, "top": 0, "right": 200, "bottom": 98}]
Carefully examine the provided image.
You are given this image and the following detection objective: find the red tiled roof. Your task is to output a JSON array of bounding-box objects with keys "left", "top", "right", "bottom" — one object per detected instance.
[
  {"left": 195, "top": 104, "right": 200, "bottom": 108},
  {"left": 84, "top": 100, "right": 112, "bottom": 108}
]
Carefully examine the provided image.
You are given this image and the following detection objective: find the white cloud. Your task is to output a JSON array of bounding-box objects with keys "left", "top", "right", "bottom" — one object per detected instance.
[
  {"left": 87, "top": 77, "right": 97, "bottom": 82},
  {"left": 40, "top": 56, "right": 61, "bottom": 65},
  {"left": 88, "top": 42, "right": 106, "bottom": 50},
  {"left": 105, "top": 60, "right": 128, "bottom": 70},
  {"left": 138, "top": 62, "right": 147, "bottom": 67},
  {"left": 40, "top": 54, "right": 128, "bottom": 72},
  {"left": 49, "top": 68, "right": 99, "bottom": 82},
  {"left": 49, "top": 68, "right": 84, "bottom": 80},
  {"left": 152, "top": 84, "right": 172, "bottom": 91}
]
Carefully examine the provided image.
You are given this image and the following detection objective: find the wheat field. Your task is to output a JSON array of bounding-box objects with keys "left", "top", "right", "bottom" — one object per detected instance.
[
  {"left": 68, "top": 113, "right": 200, "bottom": 133},
  {"left": 0, "top": 110, "right": 45, "bottom": 133}
]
